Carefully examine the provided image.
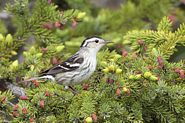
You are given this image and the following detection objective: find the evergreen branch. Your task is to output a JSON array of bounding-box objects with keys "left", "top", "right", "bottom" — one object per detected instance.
[
  {"left": 80, "top": 92, "right": 96, "bottom": 118},
  {"left": 175, "top": 23, "right": 185, "bottom": 37},
  {"left": 157, "top": 16, "right": 172, "bottom": 32}
]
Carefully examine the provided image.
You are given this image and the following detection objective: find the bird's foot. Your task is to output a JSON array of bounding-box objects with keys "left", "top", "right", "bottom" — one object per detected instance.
[{"left": 65, "top": 86, "right": 78, "bottom": 95}]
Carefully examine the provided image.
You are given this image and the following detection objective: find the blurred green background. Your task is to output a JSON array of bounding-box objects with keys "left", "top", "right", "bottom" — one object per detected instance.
[{"left": 0, "top": 0, "right": 185, "bottom": 61}]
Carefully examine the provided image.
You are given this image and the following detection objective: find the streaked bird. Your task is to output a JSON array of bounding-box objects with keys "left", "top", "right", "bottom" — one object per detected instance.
[{"left": 26, "top": 36, "right": 111, "bottom": 90}]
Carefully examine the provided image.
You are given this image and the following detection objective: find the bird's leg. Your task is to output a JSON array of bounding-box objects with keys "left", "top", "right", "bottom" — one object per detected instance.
[{"left": 68, "top": 86, "right": 78, "bottom": 95}]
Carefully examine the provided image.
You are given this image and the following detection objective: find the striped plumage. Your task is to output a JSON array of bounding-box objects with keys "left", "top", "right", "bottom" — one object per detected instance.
[
  {"left": 55, "top": 48, "right": 97, "bottom": 86},
  {"left": 31, "top": 37, "right": 110, "bottom": 88}
]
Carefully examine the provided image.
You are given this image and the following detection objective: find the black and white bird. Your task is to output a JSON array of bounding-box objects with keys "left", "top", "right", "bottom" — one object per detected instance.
[{"left": 27, "top": 36, "right": 111, "bottom": 89}]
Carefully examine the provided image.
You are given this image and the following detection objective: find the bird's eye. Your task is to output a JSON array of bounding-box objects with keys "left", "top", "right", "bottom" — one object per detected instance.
[{"left": 95, "top": 40, "right": 99, "bottom": 43}]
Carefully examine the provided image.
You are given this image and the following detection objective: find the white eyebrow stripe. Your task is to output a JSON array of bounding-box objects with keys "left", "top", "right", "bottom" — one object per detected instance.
[{"left": 82, "top": 37, "right": 101, "bottom": 47}]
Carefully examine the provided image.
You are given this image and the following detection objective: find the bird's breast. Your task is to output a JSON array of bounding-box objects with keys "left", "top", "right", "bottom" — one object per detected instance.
[{"left": 71, "top": 56, "right": 97, "bottom": 84}]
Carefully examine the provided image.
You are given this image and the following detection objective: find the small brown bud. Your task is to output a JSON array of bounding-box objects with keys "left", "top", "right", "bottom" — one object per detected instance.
[
  {"left": 72, "top": 19, "right": 78, "bottom": 28},
  {"left": 48, "top": 0, "right": 52, "bottom": 4},
  {"left": 39, "top": 100, "right": 45, "bottom": 108},
  {"left": 122, "top": 50, "right": 128, "bottom": 57},
  {"left": 29, "top": 117, "right": 34, "bottom": 122},
  {"left": 13, "top": 104, "right": 19, "bottom": 111},
  {"left": 19, "top": 95, "right": 28, "bottom": 100},
  {"left": 12, "top": 111, "right": 19, "bottom": 117},
  {"left": 50, "top": 57, "right": 60, "bottom": 65},
  {"left": 32, "top": 80, "right": 39, "bottom": 87},
  {"left": 45, "top": 91, "right": 50, "bottom": 97},
  {"left": 157, "top": 56, "right": 164, "bottom": 69},
  {"left": 106, "top": 78, "right": 114, "bottom": 84},
  {"left": 91, "top": 113, "right": 97, "bottom": 122},
  {"left": 137, "top": 39, "right": 144, "bottom": 45},
  {"left": 174, "top": 68, "right": 181, "bottom": 73},
  {"left": 22, "top": 107, "right": 27, "bottom": 115},
  {"left": 143, "top": 46, "right": 147, "bottom": 52},
  {"left": 179, "top": 70, "right": 185, "bottom": 79},
  {"left": 147, "top": 65, "right": 154, "bottom": 70},
  {"left": 167, "top": 15, "right": 176, "bottom": 23},
  {"left": 54, "top": 21, "right": 61, "bottom": 28},
  {"left": 116, "top": 88, "right": 121, "bottom": 96},
  {"left": 83, "top": 84, "right": 89, "bottom": 91}
]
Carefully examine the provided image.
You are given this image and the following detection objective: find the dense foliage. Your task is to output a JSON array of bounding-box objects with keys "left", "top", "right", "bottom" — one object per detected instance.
[{"left": 0, "top": 0, "right": 185, "bottom": 122}]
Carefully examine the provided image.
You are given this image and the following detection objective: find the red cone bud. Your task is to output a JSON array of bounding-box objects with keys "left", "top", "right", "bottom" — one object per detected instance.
[
  {"left": 122, "top": 50, "right": 128, "bottom": 57},
  {"left": 157, "top": 56, "right": 164, "bottom": 69},
  {"left": 179, "top": 70, "right": 185, "bottom": 79},
  {"left": 181, "top": 0, "right": 185, "bottom": 4},
  {"left": 12, "top": 111, "right": 19, "bottom": 117},
  {"left": 168, "top": 15, "right": 176, "bottom": 23},
  {"left": 174, "top": 68, "right": 181, "bottom": 73},
  {"left": 54, "top": 21, "right": 61, "bottom": 28},
  {"left": 32, "top": 80, "right": 39, "bottom": 87},
  {"left": 91, "top": 113, "right": 97, "bottom": 122},
  {"left": 13, "top": 104, "right": 19, "bottom": 111},
  {"left": 29, "top": 117, "right": 34, "bottom": 122},
  {"left": 72, "top": 19, "right": 78, "bottom": 28},
  {"left": 22, "top": 107, "right": 27, "bottom": 115},
  {"left": 50, "top": 57, "right": 60, "bottom": 65},
  {"left": 39, "top": 100, "right": 45, "bottom": 108},
  {"left": 45, "top": 91, "right": 50, "bottom": 97},
  {"left": 174, "top": 68, "right": 185, "bottom": 79},
  {"left": 106, "top": 78, "right": 114, "bottom": 84},
  {"left": 137, "top": 39, "right": 144, "bottom": 45},
  {"left": 143, "top": 46, "right": 147, "bottom": 52},
  {"left": 19, "top": 95, "right": 28, "bottom": 100},
  {"left": 116, "top": 88, "right": 121, "bottom": 96},
  {"left": 48, "top": 0, "right": 52, "bottom": 4},
  {"left": 83, "top": 84, "right": 89, "bottom": 91}
]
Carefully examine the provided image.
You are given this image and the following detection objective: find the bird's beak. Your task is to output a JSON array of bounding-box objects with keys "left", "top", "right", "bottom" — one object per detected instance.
[{"left": 105, "top": 41, "right": 113, "bottom": 44}]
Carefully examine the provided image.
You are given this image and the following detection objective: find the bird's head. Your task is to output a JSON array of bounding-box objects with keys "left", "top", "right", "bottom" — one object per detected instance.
[{"left": 80, "top": 36, "right": 111, "bottom": 53}]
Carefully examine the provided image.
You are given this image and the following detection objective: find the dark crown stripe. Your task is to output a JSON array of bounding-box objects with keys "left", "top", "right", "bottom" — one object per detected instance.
[{"left": 80, "top": 36, "right": 102, "bottom": 47}]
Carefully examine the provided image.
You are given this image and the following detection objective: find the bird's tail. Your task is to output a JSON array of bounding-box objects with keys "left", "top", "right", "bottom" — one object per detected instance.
[{"left": 23, "top": 75, "right": 55, "bottom": 82}]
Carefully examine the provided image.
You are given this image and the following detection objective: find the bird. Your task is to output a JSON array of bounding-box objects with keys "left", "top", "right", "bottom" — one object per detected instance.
[{"left": 26, "top": 36, "right": 111, "bottom": 90}]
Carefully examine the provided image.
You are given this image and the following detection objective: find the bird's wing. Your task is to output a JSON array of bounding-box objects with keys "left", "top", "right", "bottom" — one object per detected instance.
[{"left": 41, "top": 53, "right": 84, "bottom": 75}]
